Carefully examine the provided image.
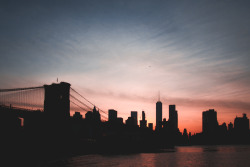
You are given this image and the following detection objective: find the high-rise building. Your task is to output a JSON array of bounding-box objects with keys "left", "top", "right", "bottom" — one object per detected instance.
[
  {"left": 162, "top": 118, "right": 168, "bottom": 128},
  {"left": 202, "top": 109, "right": 218, "bottom": 134},
  {"left": 234, "top": 113, "right": 249, "bottom": 134},
  {"left": 73, "top": 112, "right": 82, "bottom": 120},
  {"left": 140, "top": 111, "right": 147, "bottom": 128},
  {"left": 85, "top": 106, "right": 100, "bottom": 122},
  {"left": 183, "top": 128, "right": 188, "bottom": 136},
  {"left": 131, "top": 111, "right": 138, "bottom": 125},
  {"left": 108, "top": 109, "right": 117, "bottom": 121},
  {"left": 117, "top": 117, "right": 123, "bottom": 124},
  {"left": 126, "top": 117, "right": 136, "bottom": 126},
  {"left": 218, "top": 122, "right": 227, "bottom": 134},
  {"left": 142, "top": 111, "right": 145, "bottom": 120},
  {"left": 228, "top": 122, "right": 233, "bottom": 133},
  {"left": 156, "top": 101, "right": 162, "bottom": 130},
  {"left": 169, "top": 105, "right": 178, "bottom": 131},
  {"left": 93, "top": 106, "right": 100, "bottom": 122},
  {"left": 148, "top": 123, "right": 153, "bottom": 130}
]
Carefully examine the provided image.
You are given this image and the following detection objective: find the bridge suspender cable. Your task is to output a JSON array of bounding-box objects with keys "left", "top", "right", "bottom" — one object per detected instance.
[
  {"left": 70, "top": 88, "right": 95, "bottom": 106},
  {"left": 0, "top": 86, "right": 43, "bottom": 92},
  {"left": 70, "top": 101, "right": 89, "bottom": 112},
  {"left": 70, "top": 95, "right": 92, "bottom": 110},
  {"left": 70, "top": 87, "right": 108, "bottom": 116}
]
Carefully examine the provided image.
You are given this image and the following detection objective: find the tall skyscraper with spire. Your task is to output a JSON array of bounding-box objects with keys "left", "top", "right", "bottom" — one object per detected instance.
[{"left": 156, "top": 93, "right": 162, "bottom": 130}]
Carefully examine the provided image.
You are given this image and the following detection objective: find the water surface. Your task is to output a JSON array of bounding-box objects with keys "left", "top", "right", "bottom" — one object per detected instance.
[{"left": 39, "top": 145, "right": 250, "bottom": 167}]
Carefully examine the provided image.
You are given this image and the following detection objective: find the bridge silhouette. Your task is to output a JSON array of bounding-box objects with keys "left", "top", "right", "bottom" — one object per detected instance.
[{"left": 0, "top": 82, "right": 108, "bottom": 125}]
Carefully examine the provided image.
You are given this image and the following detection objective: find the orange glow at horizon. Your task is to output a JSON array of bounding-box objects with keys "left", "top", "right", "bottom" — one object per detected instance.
[{"left": 69, "top": 92, "right": 250, "bottom": 134}]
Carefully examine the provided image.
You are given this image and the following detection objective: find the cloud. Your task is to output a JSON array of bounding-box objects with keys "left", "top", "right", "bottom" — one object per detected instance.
[
  {"left": 71, "top": 85, "right": 250, "bottom": 112},
  {"left": 1, "top": 0, "right": 250, "bottom": 131}
]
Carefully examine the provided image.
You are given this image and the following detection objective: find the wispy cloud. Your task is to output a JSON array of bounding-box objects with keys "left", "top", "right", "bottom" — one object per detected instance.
[{"left": 1, "top": 0, "right": 250, "bottom": 132}]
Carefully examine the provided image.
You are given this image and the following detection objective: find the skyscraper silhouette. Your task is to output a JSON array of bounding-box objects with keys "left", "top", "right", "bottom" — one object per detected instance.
[
  {"left": 234, "top": 113, "right": 249, "bottom": 134},
  {"left": 140, "top": 111, "right": 147, "bottom": 128},
  {"left": 142, "top": 111, "right": 145, "bottom": 120},
  {"left": 131, "top": 111, "right": 138, "bottom": 125},
  {"left": 156, "top": 100, "right": 162, "bottom": 130},
  {"left": 148, "top": 123, "right": 153, "bottom": 130},
  {"left": 108, "top": 109, "right": 117, "bottom": 121},
  {"left": 202, "top": 109, "right": 218, "bottom": 134},
  {"left": 169, "top": 105, "right": 178, "bottom": 131}
]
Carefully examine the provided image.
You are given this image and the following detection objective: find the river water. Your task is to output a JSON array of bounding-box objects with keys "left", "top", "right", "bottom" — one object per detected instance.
[{"left": 39, "top": 145, "right": 250, "bottom": 167}]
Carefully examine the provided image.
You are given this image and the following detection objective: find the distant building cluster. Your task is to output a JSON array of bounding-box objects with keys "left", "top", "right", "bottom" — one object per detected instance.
[
  {"left": 202, "top": 109, "right": 249, "bottom": 136},
  {"left": 191, "top": 109, "right": 250, "bottom": 144}
]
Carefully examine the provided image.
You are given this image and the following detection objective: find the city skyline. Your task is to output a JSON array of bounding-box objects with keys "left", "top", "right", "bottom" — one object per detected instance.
[
  {"left": 1, "top": 81, "right": 248, "bottom": 134},
  {"left": 1, "top": 81, "right": 248, "bottom": 137},
  {"left": 1, "top": 0, "right": 250, "bottom": 133},
  {"left": 1, "top": 82, "right": 249, "bottom": 167}
]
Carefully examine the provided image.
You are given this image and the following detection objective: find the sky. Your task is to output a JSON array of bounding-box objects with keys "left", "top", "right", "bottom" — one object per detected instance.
[{"left": 1, "top": 0, "right": 250, "bottom": 133}]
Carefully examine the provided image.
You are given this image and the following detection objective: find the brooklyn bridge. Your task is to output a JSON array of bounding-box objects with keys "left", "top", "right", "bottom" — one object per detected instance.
[{"left": 0, "top": 82, "right": 108, "bottom": 128}]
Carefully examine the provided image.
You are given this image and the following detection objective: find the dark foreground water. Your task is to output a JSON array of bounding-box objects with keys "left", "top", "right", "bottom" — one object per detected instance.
[{"left": 38, "top": 145, "right": 250, "bottom": 167}]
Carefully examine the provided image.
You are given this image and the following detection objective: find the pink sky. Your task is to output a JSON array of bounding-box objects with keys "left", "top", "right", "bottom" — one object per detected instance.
[{"left": 1, "top": 1, "right": 250, "bottom": 134}]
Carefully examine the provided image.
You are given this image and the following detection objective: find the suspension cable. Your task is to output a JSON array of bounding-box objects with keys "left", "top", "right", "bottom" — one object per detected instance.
[
  {"left": 70, "top": 88, "right": 95, "bottom": 106},
  {"left": 0, "top": 86, "right": 43, "bottom": 92},
  {"left": 70, "top": 87, "right": 108, "bottom": 115},
  {"left": 70, "top": 101, "right": 89, "bottom": 112},
  {"left": 70, "top": 95, "right": 92, "bottom": 110}
]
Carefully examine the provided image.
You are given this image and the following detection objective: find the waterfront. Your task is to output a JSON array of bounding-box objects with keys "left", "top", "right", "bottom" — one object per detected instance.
[{"left": 39, "top": 145, "right": 250, "bottom": 167}]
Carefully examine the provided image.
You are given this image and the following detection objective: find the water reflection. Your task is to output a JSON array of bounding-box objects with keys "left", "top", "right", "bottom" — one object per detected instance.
[
  {"left": 176, "top": 146, "right": 203, "bottom": 152},
  {"left": 40, "top": 145, "right": 250, "bottom": 167},
  {"left": 203, "top": 146, "right": 218, "bottom": 152}
]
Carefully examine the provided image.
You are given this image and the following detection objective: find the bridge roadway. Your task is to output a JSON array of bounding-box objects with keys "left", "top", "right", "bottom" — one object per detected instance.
[{"left": 0, "top": 105, "right": 43, "bottom": 118}]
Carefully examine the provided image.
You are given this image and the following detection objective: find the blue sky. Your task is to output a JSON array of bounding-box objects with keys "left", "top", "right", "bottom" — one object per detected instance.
[{"left": 1, "top": 0, "right": 250, "bottom": 132}]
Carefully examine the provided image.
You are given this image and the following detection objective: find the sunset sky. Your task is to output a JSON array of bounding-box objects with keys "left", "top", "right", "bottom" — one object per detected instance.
[{"left": 1, "top": 0, "right": 250, "bottom": 133}]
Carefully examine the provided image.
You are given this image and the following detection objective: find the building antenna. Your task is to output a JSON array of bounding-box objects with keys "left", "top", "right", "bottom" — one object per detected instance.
[{"left": 57, "top": 78, "right": 58, "bottom": 83}]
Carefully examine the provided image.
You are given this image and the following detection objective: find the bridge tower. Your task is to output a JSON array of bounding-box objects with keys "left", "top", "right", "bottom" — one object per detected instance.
[{"left": 44, "top": 82, "right": 70, "bottom": 120}]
